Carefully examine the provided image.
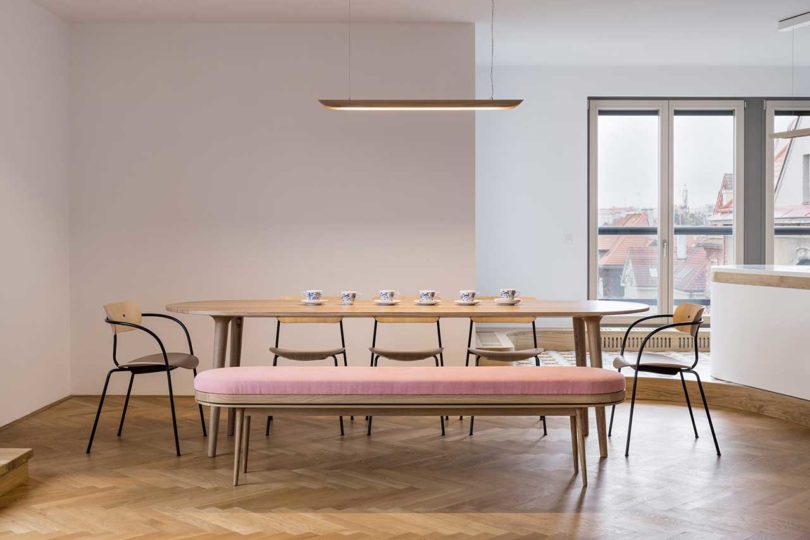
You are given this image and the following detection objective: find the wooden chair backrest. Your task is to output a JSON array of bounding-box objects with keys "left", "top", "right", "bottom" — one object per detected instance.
[
  {"left": 278, "top": 316, "right": 343, "bottom": 324},
  {"left": 673, "top": 304, "right": 704, "bottom": 337},
  {"left": 375, "top": 317, "right": 440, "bottom": 324},
  {"left": 104, "top": 302, "right": 142, "bottom": 335},
  {"left": 471, "top": 316, "right": 535, "bottom": 324}
]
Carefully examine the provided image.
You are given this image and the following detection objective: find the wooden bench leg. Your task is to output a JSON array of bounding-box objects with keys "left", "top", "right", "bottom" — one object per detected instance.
[
  {"left": 243, "top": 416, "right": 251, "bottom": 474},
  {"left": 570, "top": 414, "right": 579, "bottom": 474},
  {"left": 576, "top": 409, "right": 588, "bottom": 487},
  {"left": 233, "top": 409, "right": 244, "bottom": 486}
]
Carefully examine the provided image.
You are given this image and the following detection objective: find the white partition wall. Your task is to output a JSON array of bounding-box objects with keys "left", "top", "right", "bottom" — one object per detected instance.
[{"left": 0, "top": 0, "right": 70, "bottom": 427}]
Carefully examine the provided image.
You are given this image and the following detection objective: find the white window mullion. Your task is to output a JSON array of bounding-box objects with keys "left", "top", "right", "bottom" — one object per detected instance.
[{"left": 661, "top": 101, "right": 673, "bottom": 314}]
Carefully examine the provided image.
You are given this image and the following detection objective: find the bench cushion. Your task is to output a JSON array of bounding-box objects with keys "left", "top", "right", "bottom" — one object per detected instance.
[{"left": 194, "top": 366, "right": 624, "bottom": 396}]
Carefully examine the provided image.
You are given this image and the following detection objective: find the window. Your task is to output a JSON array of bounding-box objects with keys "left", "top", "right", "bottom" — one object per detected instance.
[
  {"left": 589, "top": 100, "right": 744, "bottom": 315},
  {"left": 766, "top": 101, "right": 810, "bottom": 265}
]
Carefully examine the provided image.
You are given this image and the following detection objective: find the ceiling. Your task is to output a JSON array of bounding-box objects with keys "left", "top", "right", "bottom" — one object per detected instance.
[{"left": 32, "top": 0, "right": 810, "bottom": 66}]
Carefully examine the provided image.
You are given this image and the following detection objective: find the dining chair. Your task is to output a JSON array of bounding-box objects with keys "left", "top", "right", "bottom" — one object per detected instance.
[
  {"left": 367, "top": 316, "right": 445, "bottom": 436},
  {"left": 266, "top": 314, "right": 348, "bottom": 436},
  {"left": 608, "top": 303, "right": 720, "bottom": 457},
  {"left": 466, "top": 315, "right": 546, "bottom": 436},
  {"left": 86, "top": 302, "right": 206, "bottom": 456}
]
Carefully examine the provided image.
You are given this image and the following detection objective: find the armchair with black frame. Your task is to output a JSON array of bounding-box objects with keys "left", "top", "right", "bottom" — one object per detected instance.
[
  {"left": 86, "top": 302, "right": 207, "bottom": 456},
  {"left": 608, "top": 303, "right": 720, "bottom": 457}
]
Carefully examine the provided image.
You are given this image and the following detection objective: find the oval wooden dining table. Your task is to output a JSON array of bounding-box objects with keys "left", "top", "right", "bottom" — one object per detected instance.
[{"left": 166, "top": 298, "right": 648, "bottom": 458}]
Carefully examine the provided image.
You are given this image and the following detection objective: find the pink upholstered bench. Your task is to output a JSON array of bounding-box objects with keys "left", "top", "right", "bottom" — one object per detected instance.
[{"left": 195, "top": 366, "right": 625, "bottom": 486}]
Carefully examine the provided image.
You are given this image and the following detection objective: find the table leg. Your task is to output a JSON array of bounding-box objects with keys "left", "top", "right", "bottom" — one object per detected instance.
[
  {"left": 572, "top": 317, "right": 589, "bottom": 436},
  {"left": 584, "top": 316, "right": 608, "bottom": 459},
  {"left": 227, "top": 317, "right": 244, "bottom": 436},
  {"left": 208, "top": 316, "right": 231, "bottom": 458}
]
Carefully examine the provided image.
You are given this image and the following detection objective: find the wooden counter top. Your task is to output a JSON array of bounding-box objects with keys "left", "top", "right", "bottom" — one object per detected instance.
[{"left": 712, "top": 265, "right": 810, "bottom": 290}]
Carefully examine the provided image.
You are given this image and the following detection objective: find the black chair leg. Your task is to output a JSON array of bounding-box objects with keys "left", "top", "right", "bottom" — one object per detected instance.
[
  {"left": 625, "top": 370, "right": 640, "bottom": 457},
  {"left": 608, "top": 404, "right": 616, "bottom": 437},
  {"left": 117, "top": 372, "right": 135, "bottom": 437},
  {"left": 193, "top": 368, "right": 207, "bottom": 437},
  {"left": 440, "top": 416, "right": 445, "bottom": 436},
  {"left": 165, "top": 369, "right": 181, "bottom": 456},
  {"left": 265, "top": 416, "right": 272, "bottom": 436},
  {"left": 339, "top": 416, "right": 345, "bottom": 436},
  {"left": 541, "top": 416, "right": 547, "bottom": 436},
  {"left": 469, "top": 416, "right": 475, "bottom": 436},
  {"left": 693, "top": 371, "right": 721, "bottom": 456},
  {"left": 367, "top": 416, "right": 373, "bottom": 436},
  {"left": 86, "top": 369, "right": 115, "bottom": 454},
  {"left": 609, "top": 368, "right": 621, "bottom": 437},
  {"left": 680, "top": 371, "right": 699, "bottom": 438}
]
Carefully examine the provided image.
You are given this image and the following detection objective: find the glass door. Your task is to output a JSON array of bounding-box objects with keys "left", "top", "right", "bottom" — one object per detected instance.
[
  {"left": 671, "top": 101, "right": 743, "bottom": 314},
  {"left": 589, "top": 101, "right": 668, "bottom": 312},
  {"left": 590, "top": 99, "right": 744, "bottom": 316}
]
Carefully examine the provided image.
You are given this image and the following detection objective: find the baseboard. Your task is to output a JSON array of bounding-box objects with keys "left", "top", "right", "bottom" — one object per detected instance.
[{"left": 0, "top": 396, "right": 72, "bottom": 433}]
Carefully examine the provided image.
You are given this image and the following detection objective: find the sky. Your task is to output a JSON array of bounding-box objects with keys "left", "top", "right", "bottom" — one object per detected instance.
[{"left": 597, "top": 113, "right": 735, "bottom": 215}]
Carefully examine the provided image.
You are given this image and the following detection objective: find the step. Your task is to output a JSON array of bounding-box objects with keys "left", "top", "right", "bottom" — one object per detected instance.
[{"left": 0, "top": 448, "right": 33, "bottom": 497}]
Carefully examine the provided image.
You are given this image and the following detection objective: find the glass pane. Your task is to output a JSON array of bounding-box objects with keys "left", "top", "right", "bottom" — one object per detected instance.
[
  {"left": 773, "top": 114, "right": 810, "bottom": 265},
  {"left": 596, "top": 234, "right": 658, "bottom": 306},
  {"left": 672, "top": 112, "right": 736, "bottom": 312},
  {"left": 597, "top": 112, "right": 659, "bottom": 309}
]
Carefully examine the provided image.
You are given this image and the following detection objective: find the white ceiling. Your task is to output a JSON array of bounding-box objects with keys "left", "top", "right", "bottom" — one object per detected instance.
[{"left": 32, "top": 0, "right": 810, "bottom": 66}]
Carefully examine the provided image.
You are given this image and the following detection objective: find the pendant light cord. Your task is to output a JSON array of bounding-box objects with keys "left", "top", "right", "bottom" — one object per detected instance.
[
  {"left": 348, "top": 0, "right": 352, "bottom": 100},
  {"left": 490, "top": 0, "right": 495, "bottom": 100}
]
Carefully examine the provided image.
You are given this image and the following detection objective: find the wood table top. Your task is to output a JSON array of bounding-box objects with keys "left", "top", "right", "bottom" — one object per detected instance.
[{"left": 166, "top": 297, "right": 649, "bottom": 318}]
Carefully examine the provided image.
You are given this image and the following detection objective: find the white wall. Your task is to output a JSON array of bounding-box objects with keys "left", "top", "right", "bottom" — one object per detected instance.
[
  {"left": 476, "top": 65, "right": 810, "bottom": 324},
  {"left": 70, "top": 23, "right": 475, "bottom": 395},
  {"left": 0, "top": 0, "right": 70, "bottom": 426}
]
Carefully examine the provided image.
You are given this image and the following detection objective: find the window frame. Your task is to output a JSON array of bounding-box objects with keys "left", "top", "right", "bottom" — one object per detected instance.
[
  {"left": 588, "top": 98, "right": 745, "bottom": 321},
  {"left": 765, "top": 99, "right": 810, "bottom": 263}
]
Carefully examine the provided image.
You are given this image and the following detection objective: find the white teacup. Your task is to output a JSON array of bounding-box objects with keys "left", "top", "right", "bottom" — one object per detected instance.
[
  {"left": 418, "top": 290, "right": 437, "bottom": 303},
  {"left": 341, "top": 291, "right": 357, "bottom": 305},
  {"left": 378, "top": 289, "right": 397, "bottom": 303},
  {"left": 304, "top": 289, "right": 323, "bottom": 302},
  {"left": 499, "top": 288, "right": 518, "bottom": 301},
  {"left": 459, "top": 290, "right": 477, "bottom": 303}
]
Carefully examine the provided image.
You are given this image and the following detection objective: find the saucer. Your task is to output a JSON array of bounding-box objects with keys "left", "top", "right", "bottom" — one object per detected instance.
[
  {"left": 414, "top": 299, "right": 440, "bottom": 306},
  {"left": 300, "top": 299, "right": 325, "bottom": 306},
  {"left": 455, "top": 299, "right": 480, "bottom": 306},
  {"left": 374, "top": 299, "right": 400, "bottom": 306},
  {"left": 495, "top": 298, "right": 522, "bottom": 306}
]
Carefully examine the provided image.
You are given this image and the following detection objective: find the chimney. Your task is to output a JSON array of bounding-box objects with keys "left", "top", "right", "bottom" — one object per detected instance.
[{"left": 676, "top": 235, "right": 687, "bottom": 260}]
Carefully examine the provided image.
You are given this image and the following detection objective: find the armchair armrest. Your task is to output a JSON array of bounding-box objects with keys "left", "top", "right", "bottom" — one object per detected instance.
[
  {"left": 143, "top": 313, "right": 194, "bottom": 354},
  {"left": 105, "top": 318, "right": 169, "bottom": 366},
  {"left": 620, "top": 314, "right": 673, "bottom": 355},
  {"left": 635, "top": 320, "right": 703, "bottom": 369}
]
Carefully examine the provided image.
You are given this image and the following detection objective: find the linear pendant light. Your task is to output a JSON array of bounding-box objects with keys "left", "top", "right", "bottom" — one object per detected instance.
[
  {"left": 771, "top": 12, "right": 809, "bottom": 139},
  {"left": 318, "top": 0, "right": 522, "bottom": 111}
]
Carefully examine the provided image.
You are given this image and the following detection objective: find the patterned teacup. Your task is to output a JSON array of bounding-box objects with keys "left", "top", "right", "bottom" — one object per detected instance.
[
  {"left": 418, "top": 290, "right": 437, "bottom": 303},
  {"left": 459, "top": 290, "right": 477, "bottom": 303},
  {"left": 304, "top": 290, "right": 323, "bottom": 302},
  {"left": 499, "top": 288, "right": 518, "bottom": 301},
  {"left": 341, "top": 291, "right": 357, "bottom": 305},
  {"left": 378, "top": 290, "right": 397, "bottom": 303}
]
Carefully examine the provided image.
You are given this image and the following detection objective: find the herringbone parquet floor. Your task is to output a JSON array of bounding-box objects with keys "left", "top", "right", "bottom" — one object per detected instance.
[{"left": 1, "top": 396, "right": 809, "bottom": 538}]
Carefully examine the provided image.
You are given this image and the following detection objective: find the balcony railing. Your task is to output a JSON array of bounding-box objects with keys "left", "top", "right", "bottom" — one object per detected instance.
[{"left": 597, "top": 226, "right": 732, "bottom": 236}]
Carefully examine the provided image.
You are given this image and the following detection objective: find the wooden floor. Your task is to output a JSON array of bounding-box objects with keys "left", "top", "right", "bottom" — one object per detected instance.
[{"left": 1, "top": 397, "right": 810, "bottom": 538}]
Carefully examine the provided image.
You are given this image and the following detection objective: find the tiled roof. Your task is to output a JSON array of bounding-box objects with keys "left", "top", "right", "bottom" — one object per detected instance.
[{"left": 598, "top": 212, "right": 652, "bottom": 265}]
